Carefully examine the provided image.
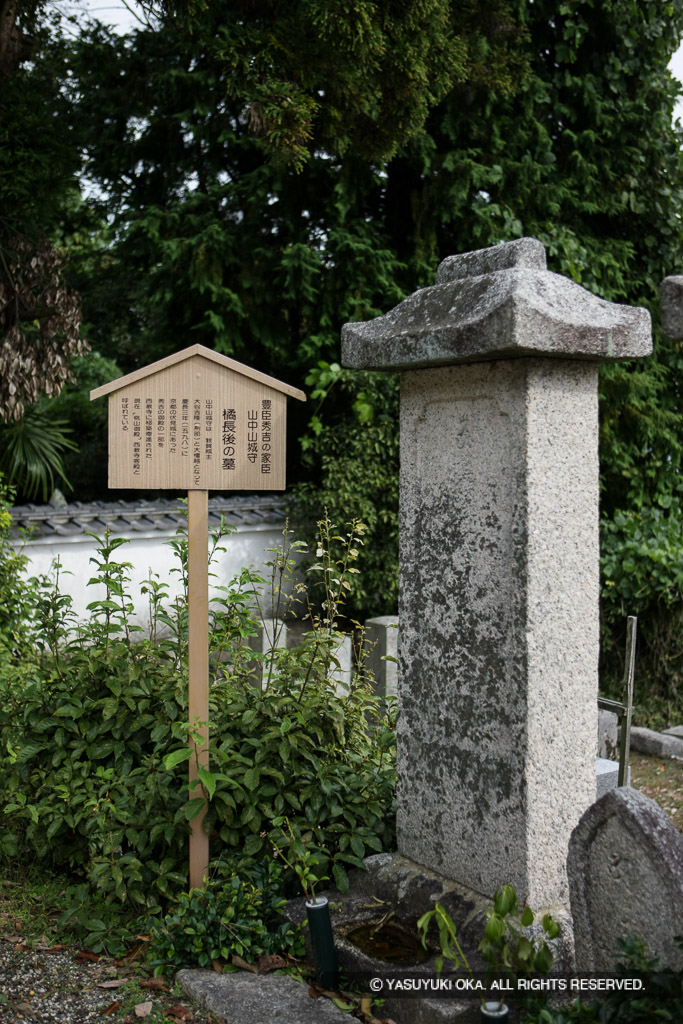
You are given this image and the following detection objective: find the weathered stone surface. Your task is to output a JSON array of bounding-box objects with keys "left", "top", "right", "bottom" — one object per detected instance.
[
  {"left": 363, "top": 616, "right": 398, "bottom": 700},
  {"left": 663, "top": 725, "right": 683, "bottom": 739},
  {"left": 595, "top": 758, "right": 626, "bottom": 798},
  {"left": 396, "top": 358, "right": 599, "bottom": 908},
  {"left": 341, "top": 238, "right": 653, "bottom": 920},
  {"left": 436, "top": 236, "right": 547, "bottom": 282},
  {"left": 598, "top": 709, "right": 618, "bottom": 760},
  {"left": 630, "top": 726, "right": 683, "bottom": 760},
  {"left": 568, "top": 787, "right": 683, "bottom": 971},
  {"left": 175, "top": 970, "right": 349, "bottom": 1023},
  {"left": 661, "top": 275, "right": 683, "bottom": 339},
  {"left": 342, "top": 240, "right": 651, "bottom": 371}
]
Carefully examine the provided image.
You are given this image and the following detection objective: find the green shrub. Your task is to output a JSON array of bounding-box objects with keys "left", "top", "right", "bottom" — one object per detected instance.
[
  {"left": 0, "top": 513, "right": 396, "bottom": 952},
  {"left": 292, "top": 363, "right": 399, "bottom": 620},
  {"left": 0, "top": 477, "right": 34, "bottom": 649},
  {"left": 600, "top": 493, "right": 683, "bottom": 724},
  {"left": 522, "top": 936, "right": 683, "bottom": 1023},
  {"left": 147, "top": 859, "right": 304, "bottom": 974}
]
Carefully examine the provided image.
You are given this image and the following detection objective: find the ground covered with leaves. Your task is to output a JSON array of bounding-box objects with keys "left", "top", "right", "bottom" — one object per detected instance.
[{"left": 629, "top": 753, "right": 683, "bottom": 832}]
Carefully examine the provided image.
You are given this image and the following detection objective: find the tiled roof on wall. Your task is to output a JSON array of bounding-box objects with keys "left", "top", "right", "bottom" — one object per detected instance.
[{"left": 10, "top": 495, "right": 287, "bottom": 540}]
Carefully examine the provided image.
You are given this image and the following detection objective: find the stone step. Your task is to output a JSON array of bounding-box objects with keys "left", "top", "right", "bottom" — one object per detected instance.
[
  {"left": 176, "top": 970, "right": 349, "bottom": 1024},
  {"left": 629, "top": 726, "right": 683, "bottom": 760}
]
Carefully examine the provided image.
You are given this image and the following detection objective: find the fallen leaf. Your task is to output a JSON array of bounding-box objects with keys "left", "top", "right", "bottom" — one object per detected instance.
[
  {"left": 97, "top": 979, "right": 130, "bottom": 989},
  {"left": 310, "top": 984, "right": 341, "bottom": 1000},
  {"left": 231, "top": 954, "right": 257, "bottom": 974},
  {"left": 45, "top": 945, "right": 67, "bottom": 954},
  {"left": 75, "top": 950, "right": 101, "bottom": 963},
  {"left": 101, "top": 1002, "right": 121, "bottom": 1017},
  {"left": 134, "top": 1000, "right": 153, "bottom": 1018},
  {"left": 166, "top": 1005, "right": 193, "bottom": 1020},
  {"left": 139, "top": 978, "right": 168, "bottom": 992},
  {"left": 289, "top": 957, "right": 315, "bottom": 971},
  {"left": 3, "top": 934, "right": 25, "bottom": 944},
  {"left": 211, "top": 959, "right": 223, "bottom": 973},
  {"left": 116, "top": 941, "right": 146, "bottom": 965},
  {"left": 257, "top": 954, "right": 287, "bottom": 974},
  {"left": 360, "top": 996, "right": 372, "bottom": 1016},
  {"left": 332, "top": 997, "right": 356, "bottom": 1011}
]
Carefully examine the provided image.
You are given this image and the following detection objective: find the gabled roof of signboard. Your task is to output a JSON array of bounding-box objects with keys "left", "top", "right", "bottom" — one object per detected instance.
[{"left": 90, "top": 344, "right": 306, "bottom": 402}]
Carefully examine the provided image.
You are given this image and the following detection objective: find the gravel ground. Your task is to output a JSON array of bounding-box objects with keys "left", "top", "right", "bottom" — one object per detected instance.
[
  {"left": 0, "top": 941, "right": 113, "bottom": 1022},
  {"left": 0, "top": 939, "right": 220, "bottom": 1024}
]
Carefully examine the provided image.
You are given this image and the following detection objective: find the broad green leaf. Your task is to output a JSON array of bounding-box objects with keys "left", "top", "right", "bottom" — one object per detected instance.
[
  {"left": 164, "top": 748, "right": 193, "bottom": 770},
  {"left": 184, "top": 797, "right": 206, "bottom": 821},
  {"left": 332, "top": 861, "right": 349, "bottom": 892},
  {"left": 197, "top": 766, "right": 216, "bottom": 800}
]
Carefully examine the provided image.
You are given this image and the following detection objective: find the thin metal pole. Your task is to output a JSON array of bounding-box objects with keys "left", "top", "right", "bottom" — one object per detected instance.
[
  {"left": 188, "top": 489, "right": 209, "bottom": 888},
  {"left": 618, "top": 615, "right": 637, "bottom": 787}
]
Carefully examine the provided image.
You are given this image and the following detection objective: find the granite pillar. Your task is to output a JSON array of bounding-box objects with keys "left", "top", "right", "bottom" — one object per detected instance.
[{"left": 341, "top": 238, "right": 651, "bottom": 909}]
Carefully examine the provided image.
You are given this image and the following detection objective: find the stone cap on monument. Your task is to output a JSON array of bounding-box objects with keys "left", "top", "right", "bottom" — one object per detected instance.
[{"left": 341, "top": 237, "right": 652, "bottom": 370}]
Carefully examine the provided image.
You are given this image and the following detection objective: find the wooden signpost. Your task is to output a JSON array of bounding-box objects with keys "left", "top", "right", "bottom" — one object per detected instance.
[{"left": 91, "top": 344, "right": 305, "bottom": 889}]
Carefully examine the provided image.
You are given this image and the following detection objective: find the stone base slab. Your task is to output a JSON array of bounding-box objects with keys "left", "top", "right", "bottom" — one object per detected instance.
[
  {"left": 629, "top": 726, "right": 683, "bottom": 760},
  {"left": 176, "top": 969, "right": 348, "bottom": 1023}
]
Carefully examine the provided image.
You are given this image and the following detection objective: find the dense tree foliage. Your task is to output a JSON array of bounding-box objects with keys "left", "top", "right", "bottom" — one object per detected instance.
[
  {"left": 64, "top": 1, "right": 683, "bottom": 498},
  {"left": 159, "top": 0, "right": 519, "bottom": 170},
  {"left": 66, "top": 1, "right": 525, "bottom": 366},
  {"left": 3, "top": 0, "right": 683, "bottom": 712},
  {"left": 60, "top": 0, "right": 526, "bottom": 498}
]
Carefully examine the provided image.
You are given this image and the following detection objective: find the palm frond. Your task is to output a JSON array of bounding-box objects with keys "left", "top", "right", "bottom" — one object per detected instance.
[{"left": 0, "top": 408, "right": 78, "bottom": 502}]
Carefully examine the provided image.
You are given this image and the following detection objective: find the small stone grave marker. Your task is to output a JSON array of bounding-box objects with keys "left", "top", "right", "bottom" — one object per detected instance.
[{"left": 568, "top": 787, "right": 683, "bottom": 971}]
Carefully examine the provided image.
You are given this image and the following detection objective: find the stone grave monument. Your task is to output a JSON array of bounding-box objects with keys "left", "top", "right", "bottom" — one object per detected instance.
[
  {"left": 341, "top": 237, "right": 651, "bottom": 912},
  {"left": 568, "top": 787, "right": 683, "bottom": 971}
]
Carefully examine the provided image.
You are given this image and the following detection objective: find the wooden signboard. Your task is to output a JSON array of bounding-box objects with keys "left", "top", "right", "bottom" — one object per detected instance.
[
  {"left": 91, "top": 345, "right": 305, "bottom": 889},
  {"left": 90, "top": 344, "right": 305, "bottom": 491}
]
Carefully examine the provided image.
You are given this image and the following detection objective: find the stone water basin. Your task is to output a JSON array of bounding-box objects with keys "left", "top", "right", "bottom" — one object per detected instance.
[
  {"left": 285, "top": 853, "right": 495, "bottom": 1024},
  {"left": 285, "top": 853, "right": 573, "bottom": 1024},
  {"left": 345, "top": 919, "right": 430, "bottom": 964}
]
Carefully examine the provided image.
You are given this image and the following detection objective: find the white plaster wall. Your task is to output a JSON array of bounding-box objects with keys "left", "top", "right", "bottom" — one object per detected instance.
[{"left": 15, "top": 523, "right": 303, "bottom": 628}]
